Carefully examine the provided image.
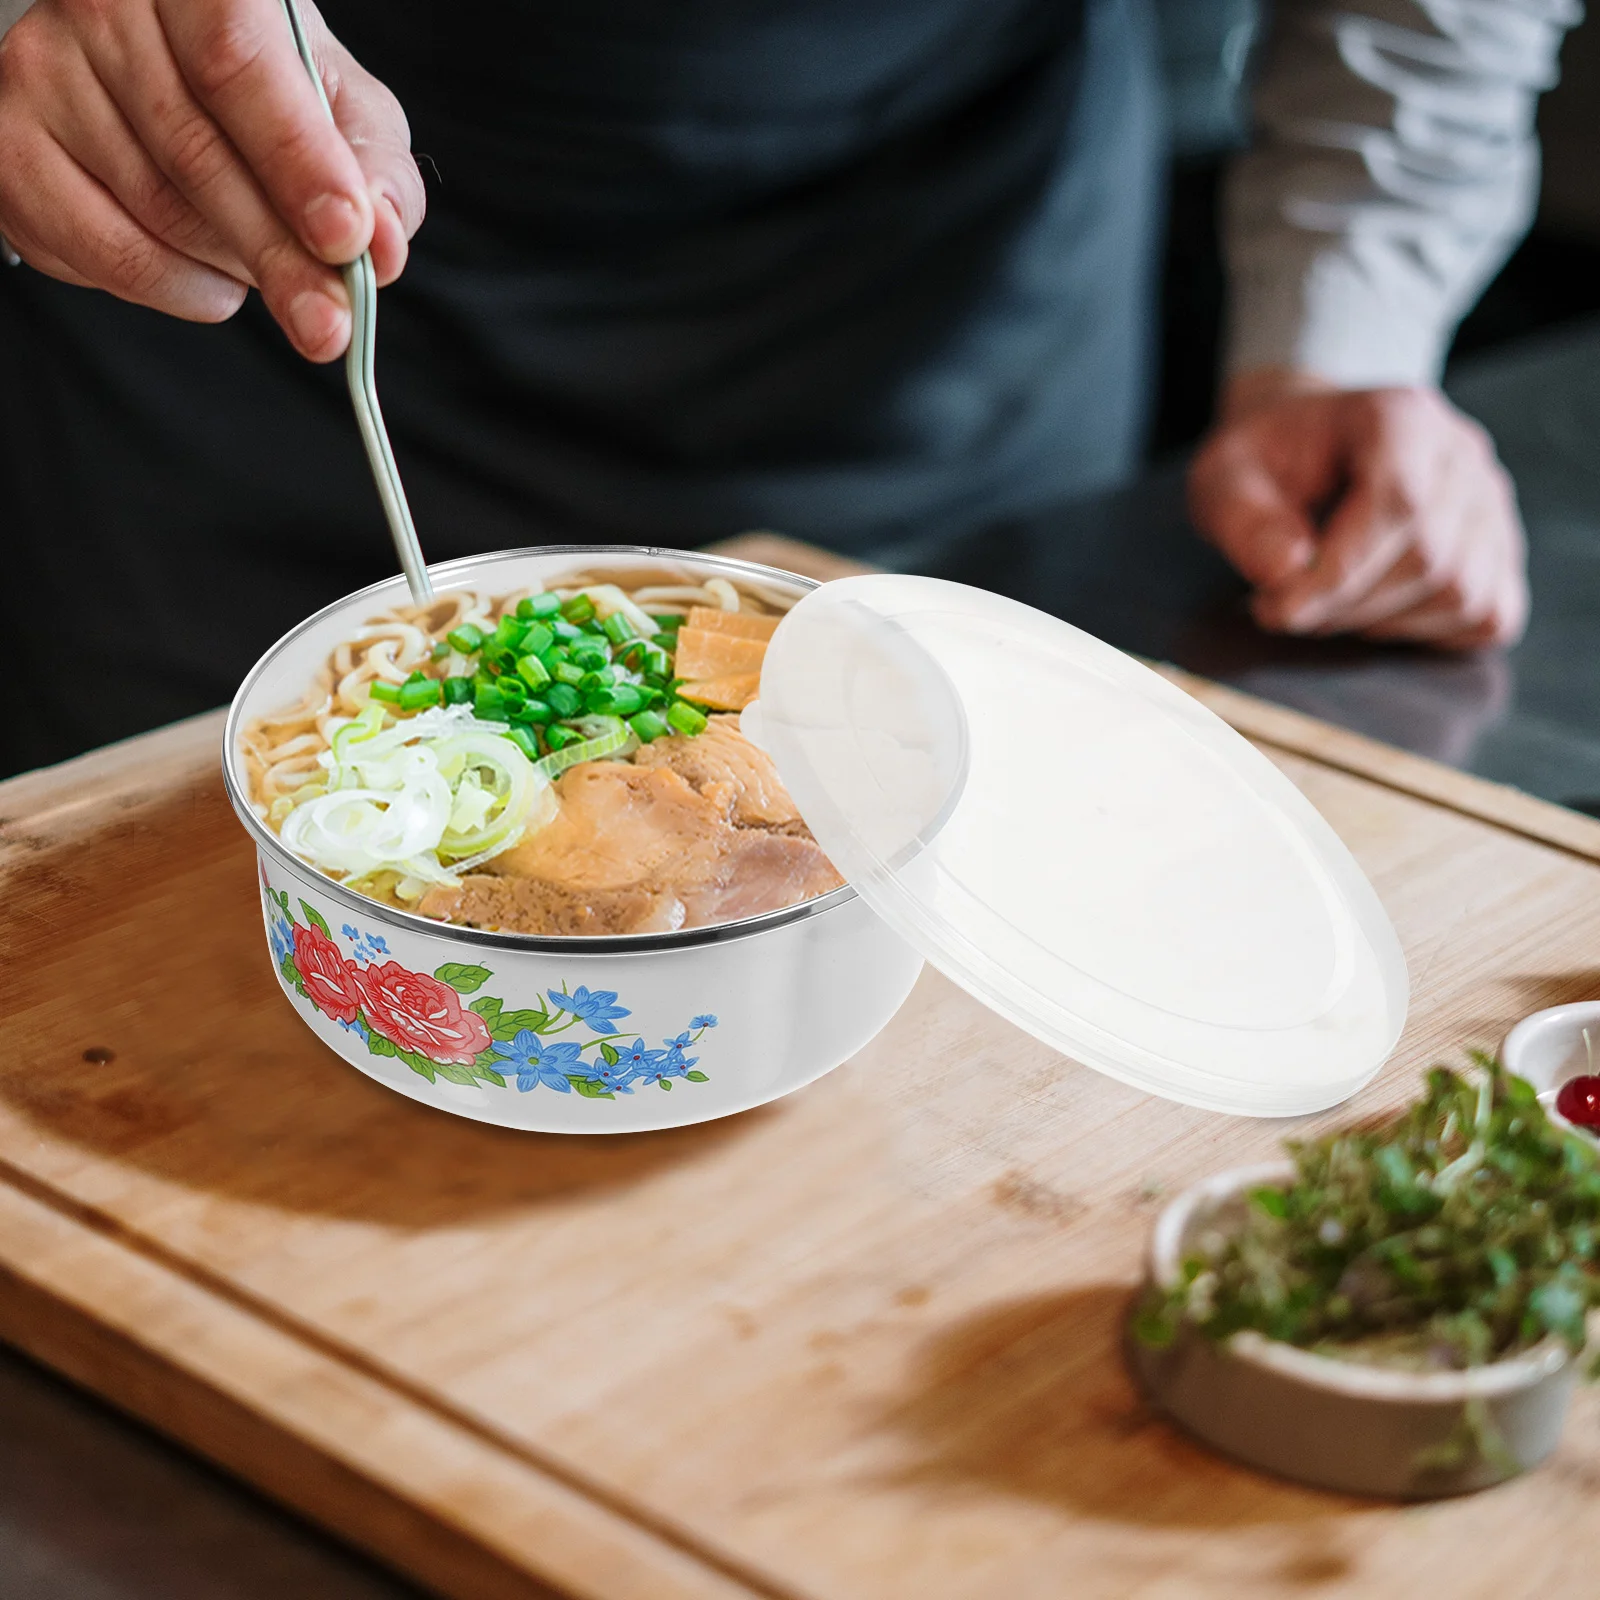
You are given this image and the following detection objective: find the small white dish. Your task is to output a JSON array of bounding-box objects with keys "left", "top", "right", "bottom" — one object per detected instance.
[
  {"left": 1501, "top": 1002, "right": 1600, "bottom": 1140},
  {"left": 1128, "top": 1164, "right": 1579, "bottom": 1498}
]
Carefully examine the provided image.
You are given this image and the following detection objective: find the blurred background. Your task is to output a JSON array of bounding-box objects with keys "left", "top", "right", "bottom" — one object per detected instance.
[{"left": 1151, "top": 0, "right": 1600, "bottom": 456}]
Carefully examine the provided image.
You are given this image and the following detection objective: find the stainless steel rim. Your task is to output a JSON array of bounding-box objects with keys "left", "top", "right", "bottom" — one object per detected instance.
[{"left": 223, "top": 544, "right": 861, "bottom": 955}]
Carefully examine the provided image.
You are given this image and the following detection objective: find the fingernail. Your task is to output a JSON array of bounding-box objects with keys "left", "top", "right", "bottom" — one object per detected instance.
[
  {"left": 289, "top": 289, "right": 348, "bottom": 356},
  {"left": 303, "top": 192, "right": 366, "bottom": 259}
]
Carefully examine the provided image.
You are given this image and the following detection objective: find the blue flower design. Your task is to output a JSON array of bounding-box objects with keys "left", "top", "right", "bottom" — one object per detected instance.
[
  {"left": 664, "top": 1031, "right": 694, "bottom": 1051},
  {"left": 341, "top": 923, "right": 359, "bottom": 942},
  {"left": 338, "top": 1017, "right": 369, "bottom": 1041},
  {"left": 592, "top": 1061, "right": 639, "bottom": 1095},
  {"left": 268, "top": 917, "right": 293, "bottom": 967},
  {"left": 637, "top": 1044, "right": 696, "bottom": 1086},
  {"left": 496, "top": 1030, "right": 585, "bottom": 1093},
  {"left": 616, "top": 1038, "right": 665, "bottom": 1076},
  {"left": 547, "top": 986, "right": 632, "bottom": 1035},
  {"left": 368, "top": 935, "right": 389, "bottom": 955},
  {"left": 691, "top": 1014, "right": 718, "bottom": 1030}
]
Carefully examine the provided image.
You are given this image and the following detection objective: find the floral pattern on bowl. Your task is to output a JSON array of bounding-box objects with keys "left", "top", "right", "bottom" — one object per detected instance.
[{"left": 263, "top": 870, "right": 717, "bottom": 1101}]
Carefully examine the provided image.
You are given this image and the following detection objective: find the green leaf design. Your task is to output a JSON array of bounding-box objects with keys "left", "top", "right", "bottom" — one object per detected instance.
[
  {"left": 299, "top": 900, "right": 331, "bottom": 938},
  {"left": 469, "top": 996, "right": 503, "bottom": 1024},
  {"left": 571, "top": 1076, "right": 615, "bottom": 1100},
  {"left": 492, "top": 1008, "right": 551, "bottom": 1041},
  {"left": 599, "top": 1041, "right": 620, "bottom": 1067},
  {"left": 367, "top": 1032, "right": 398, "bottom": 1058},
  {"left": 658, "top": 1078, "right": 672, "bottom": 1090},
  {"left": 685, "top": 1071, "right": 709, "bottom": 1083},
  {"left": 434, "top": 962, "right": 492, "bottom": 994},
  {"left": 404, "top": 1057, "right": 438, "bottom": 1083},
  {"left": 433, "top": 1061, "right": 480, "bottom": 1087},
  {"left": 473, "top": 1064, "right": 507, "bottom": 1088}
]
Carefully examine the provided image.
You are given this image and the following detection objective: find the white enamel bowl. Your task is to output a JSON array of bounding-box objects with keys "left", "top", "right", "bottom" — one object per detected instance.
[{"left": 224, "top": 546, "right": 924, "bottom": 1133}]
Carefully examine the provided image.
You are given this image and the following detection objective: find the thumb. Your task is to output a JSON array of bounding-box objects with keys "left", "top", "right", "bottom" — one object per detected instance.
[{"left": 1187, "top": 437, "right": 1318, "bottom": 590}]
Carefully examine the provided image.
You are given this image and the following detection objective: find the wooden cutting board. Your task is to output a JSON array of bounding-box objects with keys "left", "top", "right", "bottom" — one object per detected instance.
[{"left": 3, "top": 536, "right": 1600, "bottom": 1600}]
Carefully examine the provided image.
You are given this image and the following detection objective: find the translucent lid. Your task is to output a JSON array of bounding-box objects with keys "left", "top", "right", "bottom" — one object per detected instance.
[{"left": 757, "top": 575, "right": 1408, "bottom": 1116}]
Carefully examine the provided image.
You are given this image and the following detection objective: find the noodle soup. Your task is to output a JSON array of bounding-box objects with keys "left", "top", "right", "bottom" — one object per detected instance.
[{"left": 241, "top": 562, "right": 844, "bottom": 936}]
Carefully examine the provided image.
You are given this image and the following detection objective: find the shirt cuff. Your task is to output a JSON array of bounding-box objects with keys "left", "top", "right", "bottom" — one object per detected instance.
[{"left": 1224, "top": 243, "right": 1456, "bottom": 390}]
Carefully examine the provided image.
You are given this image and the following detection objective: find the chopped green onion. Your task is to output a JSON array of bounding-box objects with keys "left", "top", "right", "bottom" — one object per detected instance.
[
  {"left": 546, "top": 683, "right": 583, "bottom": 718},
  {"left": 369, "top": 680, "right": 402, "bottom": 704},
  {"left": 590, "top": 683, "right": 645, "bottom": 716},
  {"left": 503, "top": 725, "right": 540, "bottom": 760},
  {"left": 398, "top": 678, "right": 443, "bottom": 711},
  {"left": 518, "top": 697, "right": 554, "bottom": 725},
  {"left": 496, "top": 674, "right": 527, "bottom": 703},
  {"left": 516, "top": 653, "right": 551, "bottom": 689},
  {"left": 629, "top": 709, "right": 670, "bottom": 743},
  {"left": 518, "top": 591, "right": 562, "bottom": 620},
  {"left": 602, "top": 612, "right": 636, "bottom": 645},
  {"left": 442, "top": 676, "right": 473, "bottom": 706},
  {"left": 552, "top": 661, "right": 585, "bottom": 687},
  {"left": 544, "top": 723, "right": 579, "bottom": 750},
  {"left": 560, "top": 593, "right": 596, "bottom": 624},
  {"left": 431, "top": 640, "right": 452, "bottom": 662},
  {"left": 491, "top": 616, "right": 528, "bottom": 651},
  {"left": 651, "top": 614, "right": 682, "bottom": 631},
  {"left": 537, "top": 720, "right": 630, "bottom": 780},
  {"left": 403, "top": 669, "right": 429, "bottom": 686},
  {"left": 551, "top": 618, "right": 583, "bottom": 642},
  {"left": 571, "top": 644, "right": 609, "bottom": 671},
  {"left": 667, "top": 701, "right": 707, "bottom": 737},
  {"left": 475, "top": 684, "right": 508, "bottom": 720},
  {"left": 447, "top": 623, "right": 485, "bottom": 655},
  {"left": 519, "top": 620, "right": 555, "bottom": 658}
]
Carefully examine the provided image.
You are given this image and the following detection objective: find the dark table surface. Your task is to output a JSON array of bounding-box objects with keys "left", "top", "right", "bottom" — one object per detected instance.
[{"left": 3, "top": 319, "right": 1598, "bottom": 1598}]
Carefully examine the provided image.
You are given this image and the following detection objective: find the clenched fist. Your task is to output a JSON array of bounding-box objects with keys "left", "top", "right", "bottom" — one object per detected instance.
[
  {"left": 1189, "top": 370, "right": 1528, "bottom": 651},
  {"left": 0, "top": 0, "right": 424, "bottom": 359}
]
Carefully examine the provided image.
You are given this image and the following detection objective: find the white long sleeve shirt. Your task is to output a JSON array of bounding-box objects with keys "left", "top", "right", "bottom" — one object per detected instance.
[{"left": 1226, "top": 0, "right": 1583, "bottom": 386}]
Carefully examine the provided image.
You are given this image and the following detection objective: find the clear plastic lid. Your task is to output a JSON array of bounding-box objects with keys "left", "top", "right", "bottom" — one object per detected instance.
[{"left": 757, "top": 575, "right": 1408, "bottom": 1116}]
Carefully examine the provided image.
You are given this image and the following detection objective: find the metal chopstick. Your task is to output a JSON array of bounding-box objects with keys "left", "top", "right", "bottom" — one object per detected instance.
[{"left": 278, "top": 0, "right": 433, "bottom": 604}]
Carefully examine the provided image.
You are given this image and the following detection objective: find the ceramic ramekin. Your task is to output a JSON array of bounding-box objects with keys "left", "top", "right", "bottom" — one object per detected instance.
[
  {"left": 1501, "top": 1002, "right": 1600, "bottom": 1141},
  {"left": 223, "top": 546, "right": 924, "bottom": 1133},
  {"left": 1128, "top": 1163, "right": 1579, "bottom": 1498}
]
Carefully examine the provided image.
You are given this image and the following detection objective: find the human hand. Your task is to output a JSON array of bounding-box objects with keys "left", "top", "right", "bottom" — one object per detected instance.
[
  {"left": 0, "top": 0, "right": 424, "bottom": 360},
  {"left": 1187, "top": 369, "right": 1528, "bottom": 650}
]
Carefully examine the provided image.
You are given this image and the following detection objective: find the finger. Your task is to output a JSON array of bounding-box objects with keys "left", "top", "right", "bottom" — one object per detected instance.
[
  {"left": 323, "top": 36, "right": 423, "bottom": 287},
  {"left": 84, "top": 5, "right": 350, "bottom": 358},
  {"left": 1302, "top": 552, "right": 1441, "bottom": 635},
  {"left": 155, "top": 0, "right": 375, "bottom": 265},
  {"left": 1188, "top": 441, "right": 1319, "bottom": 589},
  {"left": 1253, "top": 464, "right": 1419, "bottom": 634},
  {"left": 0, "top": 124, "right": 245, "bottom": 320},
  {"left": 38, "top": 31, "right": 246, "bottom": 282},
  {"left": 1362, "top": 531, "right": 1526, "bottom": 648}
]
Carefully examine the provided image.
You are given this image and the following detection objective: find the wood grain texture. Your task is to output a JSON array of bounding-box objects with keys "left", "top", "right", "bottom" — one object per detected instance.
[{"left": 1, "top": 540, "right": 1598, "bottom": 1599}]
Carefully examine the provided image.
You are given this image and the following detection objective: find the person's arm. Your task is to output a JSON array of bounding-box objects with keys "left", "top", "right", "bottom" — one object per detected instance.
[
  {"left": 0, "top": 0, "right": 423, "bottom": 360},
  {"left": 1188, "top": 0, "right": 1581, "bottom": 648}
]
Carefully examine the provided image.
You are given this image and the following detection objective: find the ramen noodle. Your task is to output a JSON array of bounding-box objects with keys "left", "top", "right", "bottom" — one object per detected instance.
[{"left": 242, "top": 566, "right": 843, "bottom": 935}]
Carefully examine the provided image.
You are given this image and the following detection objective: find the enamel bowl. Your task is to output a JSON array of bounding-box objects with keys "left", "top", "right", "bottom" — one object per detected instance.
[
  {"left": 1128, "top": 1163, "right": 1579, "bottom": 1498},
  {"left": 223, "top": 546, "right": 924, "bottom": 1133}
]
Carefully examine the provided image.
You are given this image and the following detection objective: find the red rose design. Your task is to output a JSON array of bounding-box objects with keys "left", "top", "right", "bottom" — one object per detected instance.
[
  {"left": 356, "top": 961, "right": 491, "bottom": 1065},
  {"left": 292, "top": 922, "right": 364, "bottom": 1025}
]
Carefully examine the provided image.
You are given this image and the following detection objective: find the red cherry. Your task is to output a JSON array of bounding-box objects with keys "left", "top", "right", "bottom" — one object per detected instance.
[{"left": 1555, "top": 1075, "right": 1600, "bottom": 1129}]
